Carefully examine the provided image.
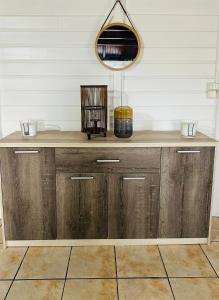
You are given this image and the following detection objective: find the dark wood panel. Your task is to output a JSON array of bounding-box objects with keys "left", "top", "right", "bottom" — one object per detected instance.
[
  {"left": 159, "top": 147, "right": 215, "bottom": 238},
  {"left": 108, "top": 173, "right": 160, "bottom": 239},
  {"left": 56, "top": 172, "right": 107, "bottom": 239},
  {"left": 0, "top": 148, "right": 56, "bottom": 240},
  {"left": 55, "top": 147, "right": 161, "bottom": 173}
]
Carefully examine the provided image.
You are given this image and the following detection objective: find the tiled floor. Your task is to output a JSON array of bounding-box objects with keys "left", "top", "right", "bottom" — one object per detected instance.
[{"left": 0, "top": 218, "right": 219, "bottom": 299}]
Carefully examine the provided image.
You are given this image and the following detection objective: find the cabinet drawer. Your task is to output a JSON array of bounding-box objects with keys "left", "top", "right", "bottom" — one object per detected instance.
[{"left": 55, "top": 148, "right": 161, "bottom": 173}]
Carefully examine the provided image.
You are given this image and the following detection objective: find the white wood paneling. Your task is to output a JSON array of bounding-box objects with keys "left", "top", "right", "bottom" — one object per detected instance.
[
  {"left": 1, "top": 78, "right": 208, "bottom": 92},
  {"left": 0, "top": 62, "right": 214, "bottom": 77},
  {"left": 133, "top": 106, "right": 215, "bottom": 121},
  {"left": 132, "top": 15, "right": 218, "bottom": 31},
  {"left": 0, "top": 32, "right": 96, "bottom": 46},
  {"left": 2, "top": 105, "right": 215, "bottom": 122},
  {"left": 2, "top": 120, "right": 214, "bottom": 138},
  {"left": 125, "top": 63, "right": 215, "bottom": 78},
  {"left": 124, "top": 78, "right": 209, "bottom": 92},
  {"left": 2, "top": 91, "right": 215, "bottom": 107},
  {"left": 1, "top": 91, "right": 81, "bottom": 106},
  {"left": 125, "top": 93, "right": 216, "bottom": 107},
  {"left": 127, "top": 0, "right": 219, "bottom": 15},
  {"left": 0, "top": 93, "right": 2, "bottom": 137},
  {"left": 0, "top": 16, "right": 103, "bottom": 31},
  {"left": 0, "top": 62, "right": 111, "bottom": 76},
  {"left": 0, "top": 31, "right": 216, "bottom": 47},
  {"left": 0, "top": 77, "right": 113, "bottom": 91},
  {"left": 0, "top": 47, "right": 216, "bottom": 62},
  {"left": 0, "top": 0, "right": 113, "bottom": 16},
  {"left": 2, "top": 106, "right": 81, "bottom": 121},
  {"left": 0, "top": 0, "right": 219, "bottom": 16},
  {"left": 2, "top": 121, "right": 81, "bottom": 136},
  {"left": 133, "top": 120, "right": 215, "bottom": 136},
  {"left": 0, "top": 0, "right": 218, "bottom": 216},
  {"left": 212, "top": 13, "right": 219, "bottom": 216},
  {"left": 0, "top": 47, "right": 97, "bottom": 60},
  {"left": 0, "top": 15, "right": 217, "bottom": 32},
  {"left": 142, "top": 48, "right": 217, "bottom": 62},
  {"left": 139, "top": 32, "right": 217, "bottom": 48}
]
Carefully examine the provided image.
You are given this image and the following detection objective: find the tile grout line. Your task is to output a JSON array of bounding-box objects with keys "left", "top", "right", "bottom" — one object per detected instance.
[
  {"left": 0, "top": 275, "right": 217, "bottom": 281},
  {"left": 199, "top": 244, "right": 219, "bottom": 278},
  {"left": 13, "top": 247, "right": 30, "bottom": 280},
  {"left": 114, "top": 246, "right": 120, "bottom": 300},
  {"left": 1, "top": 242, "right": 218, "bottom": 299},
  {"left": 4, "top": 246, "right": 29, "bottom": 300},
  {"left": 158, "top": 246, "right": 175, "bottom": 300},
  {"left": 0, "top": 275, "right": 218, "bottom": 282},
  {"left": 61, "top": 246, "right": 72, "bottom": 300}
]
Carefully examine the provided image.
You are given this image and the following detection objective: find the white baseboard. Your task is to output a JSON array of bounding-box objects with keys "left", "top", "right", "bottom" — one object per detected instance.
[{"left": 6, "top": 238, "right": 208, "bottom": 247}]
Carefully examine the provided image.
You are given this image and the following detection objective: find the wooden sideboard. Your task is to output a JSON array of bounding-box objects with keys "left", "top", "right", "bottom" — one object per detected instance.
[{"left": 0, "top": 138, "right": 216, "bottom": 246}]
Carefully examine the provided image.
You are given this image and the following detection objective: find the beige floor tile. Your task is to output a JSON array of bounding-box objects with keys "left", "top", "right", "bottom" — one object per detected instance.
[
  {"left": 17, "top": 247, "right": 70, "bottom": 279},
  {"left": 6, "top": 280, "right": 64, "bottom": 300},
  {"left": 159, "top": 245, "right": 216, "bottom": 277},
  {"left": 212, "top": 217, "right": 219, "bottom": 230},
  {"left": 211, "top": 217, "right": 219, "bottom": 241},
  {"left": 0, "top": 247, "right": 27, "bottom": 279},
  {"left": 170, "top": 278, "right": 219, "bottom": 300},
  {"left": 63, "top": 279, "right": 117, "bottom": 300},
  {"left": 118, "top": 279, "right": 173, "bottom": 300},
  {"left": 0, "top": 281, "right": 11, "bottom": 300},
  {"left": 67, "top": 246, "right": 116, "bottom": 278},
  {"left": 201, "top": 242, "right": 219, "bottom": 276},
  {"left": 116, "top": 245, "right": 166, "bottom": 278}
]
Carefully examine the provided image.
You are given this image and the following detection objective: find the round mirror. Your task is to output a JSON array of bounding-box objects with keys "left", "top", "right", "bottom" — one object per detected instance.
[{"left": 95, "top": 22, "right": 141, "bottom": 71}]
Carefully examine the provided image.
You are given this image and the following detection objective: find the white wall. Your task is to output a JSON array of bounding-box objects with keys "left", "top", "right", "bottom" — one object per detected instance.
[
  {"left": 0, "top": 93, "right": 2, "bottom": 137},
  {"left": 212, "top": 17, "right": 219, "bottom": 216},
  {"left": 0, "top": 0, "right": 219, "bottom": 214}
]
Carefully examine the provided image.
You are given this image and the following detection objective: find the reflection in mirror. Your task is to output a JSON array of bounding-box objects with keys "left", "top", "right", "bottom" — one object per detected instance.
[{"left": 96, "top": 23, "right": 140, "bottom": 71}]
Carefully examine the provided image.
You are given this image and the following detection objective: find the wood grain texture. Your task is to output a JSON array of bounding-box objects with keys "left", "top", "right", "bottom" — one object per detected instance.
[
  {"left": 159, "top": 147, "right": 215, "bottom": 238},
  {"left": 108, "top": 173, "right": 160, "bottom": 239},
  {"left": 0, "top": 144, "right": 215, "bottom": 241},
  {"left": 56, "top": 172, "right": 107, "bottom": 239},
  {"left": 0, "top": 148, "right": 56, "bottom": 240},
  {"left": 55, "top": 148, "right": 161, "bottom": 173},
  {"left": 0, "top": 131, "right": 216, "bottom": 148}
]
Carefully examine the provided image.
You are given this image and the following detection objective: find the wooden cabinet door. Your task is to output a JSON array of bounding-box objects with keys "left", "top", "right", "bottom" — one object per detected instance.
[
  {"left": 159, "top": 147, "right": 215, "bottom": 238},
  {"left": 108, "top": 173, "right": 160, "bottom": 239},
  {"left": 56, "top": 173, "right": 107, "bottom": 239},
  {"left": 0, "top": 148, "right": 56, "bottom": 240}
]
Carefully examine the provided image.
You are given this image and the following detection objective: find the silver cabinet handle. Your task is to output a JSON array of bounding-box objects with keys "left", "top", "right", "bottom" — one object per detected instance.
[
  {"left": 70, "top": 176, "right": 94, "bottom": 180},
  {"left": 177, "top": 150, "right": 201, "bottom": 154},
  {"left": 14, "top": 150, "right": 39, "bottom": 154},
  {"left": 123, "top": 177, "right": 146, "bottom": 180},
  {"left": 96, "top": 159, "right": 120, "bottom": 163}
]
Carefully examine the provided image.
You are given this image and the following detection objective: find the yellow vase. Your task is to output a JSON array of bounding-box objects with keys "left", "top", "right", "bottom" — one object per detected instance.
[{"left": 114, "top": 106, "right": 133, "bottom": 138}]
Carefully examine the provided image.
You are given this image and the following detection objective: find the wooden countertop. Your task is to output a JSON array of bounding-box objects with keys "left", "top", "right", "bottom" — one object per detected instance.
[{"left": 0, "top": 131, "right": 217, "bottom": 147}]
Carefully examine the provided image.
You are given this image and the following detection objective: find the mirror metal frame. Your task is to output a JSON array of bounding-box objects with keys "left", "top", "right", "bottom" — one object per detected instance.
[{"left": 95, "top": 22, "right": 141, "bottom": 71}]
